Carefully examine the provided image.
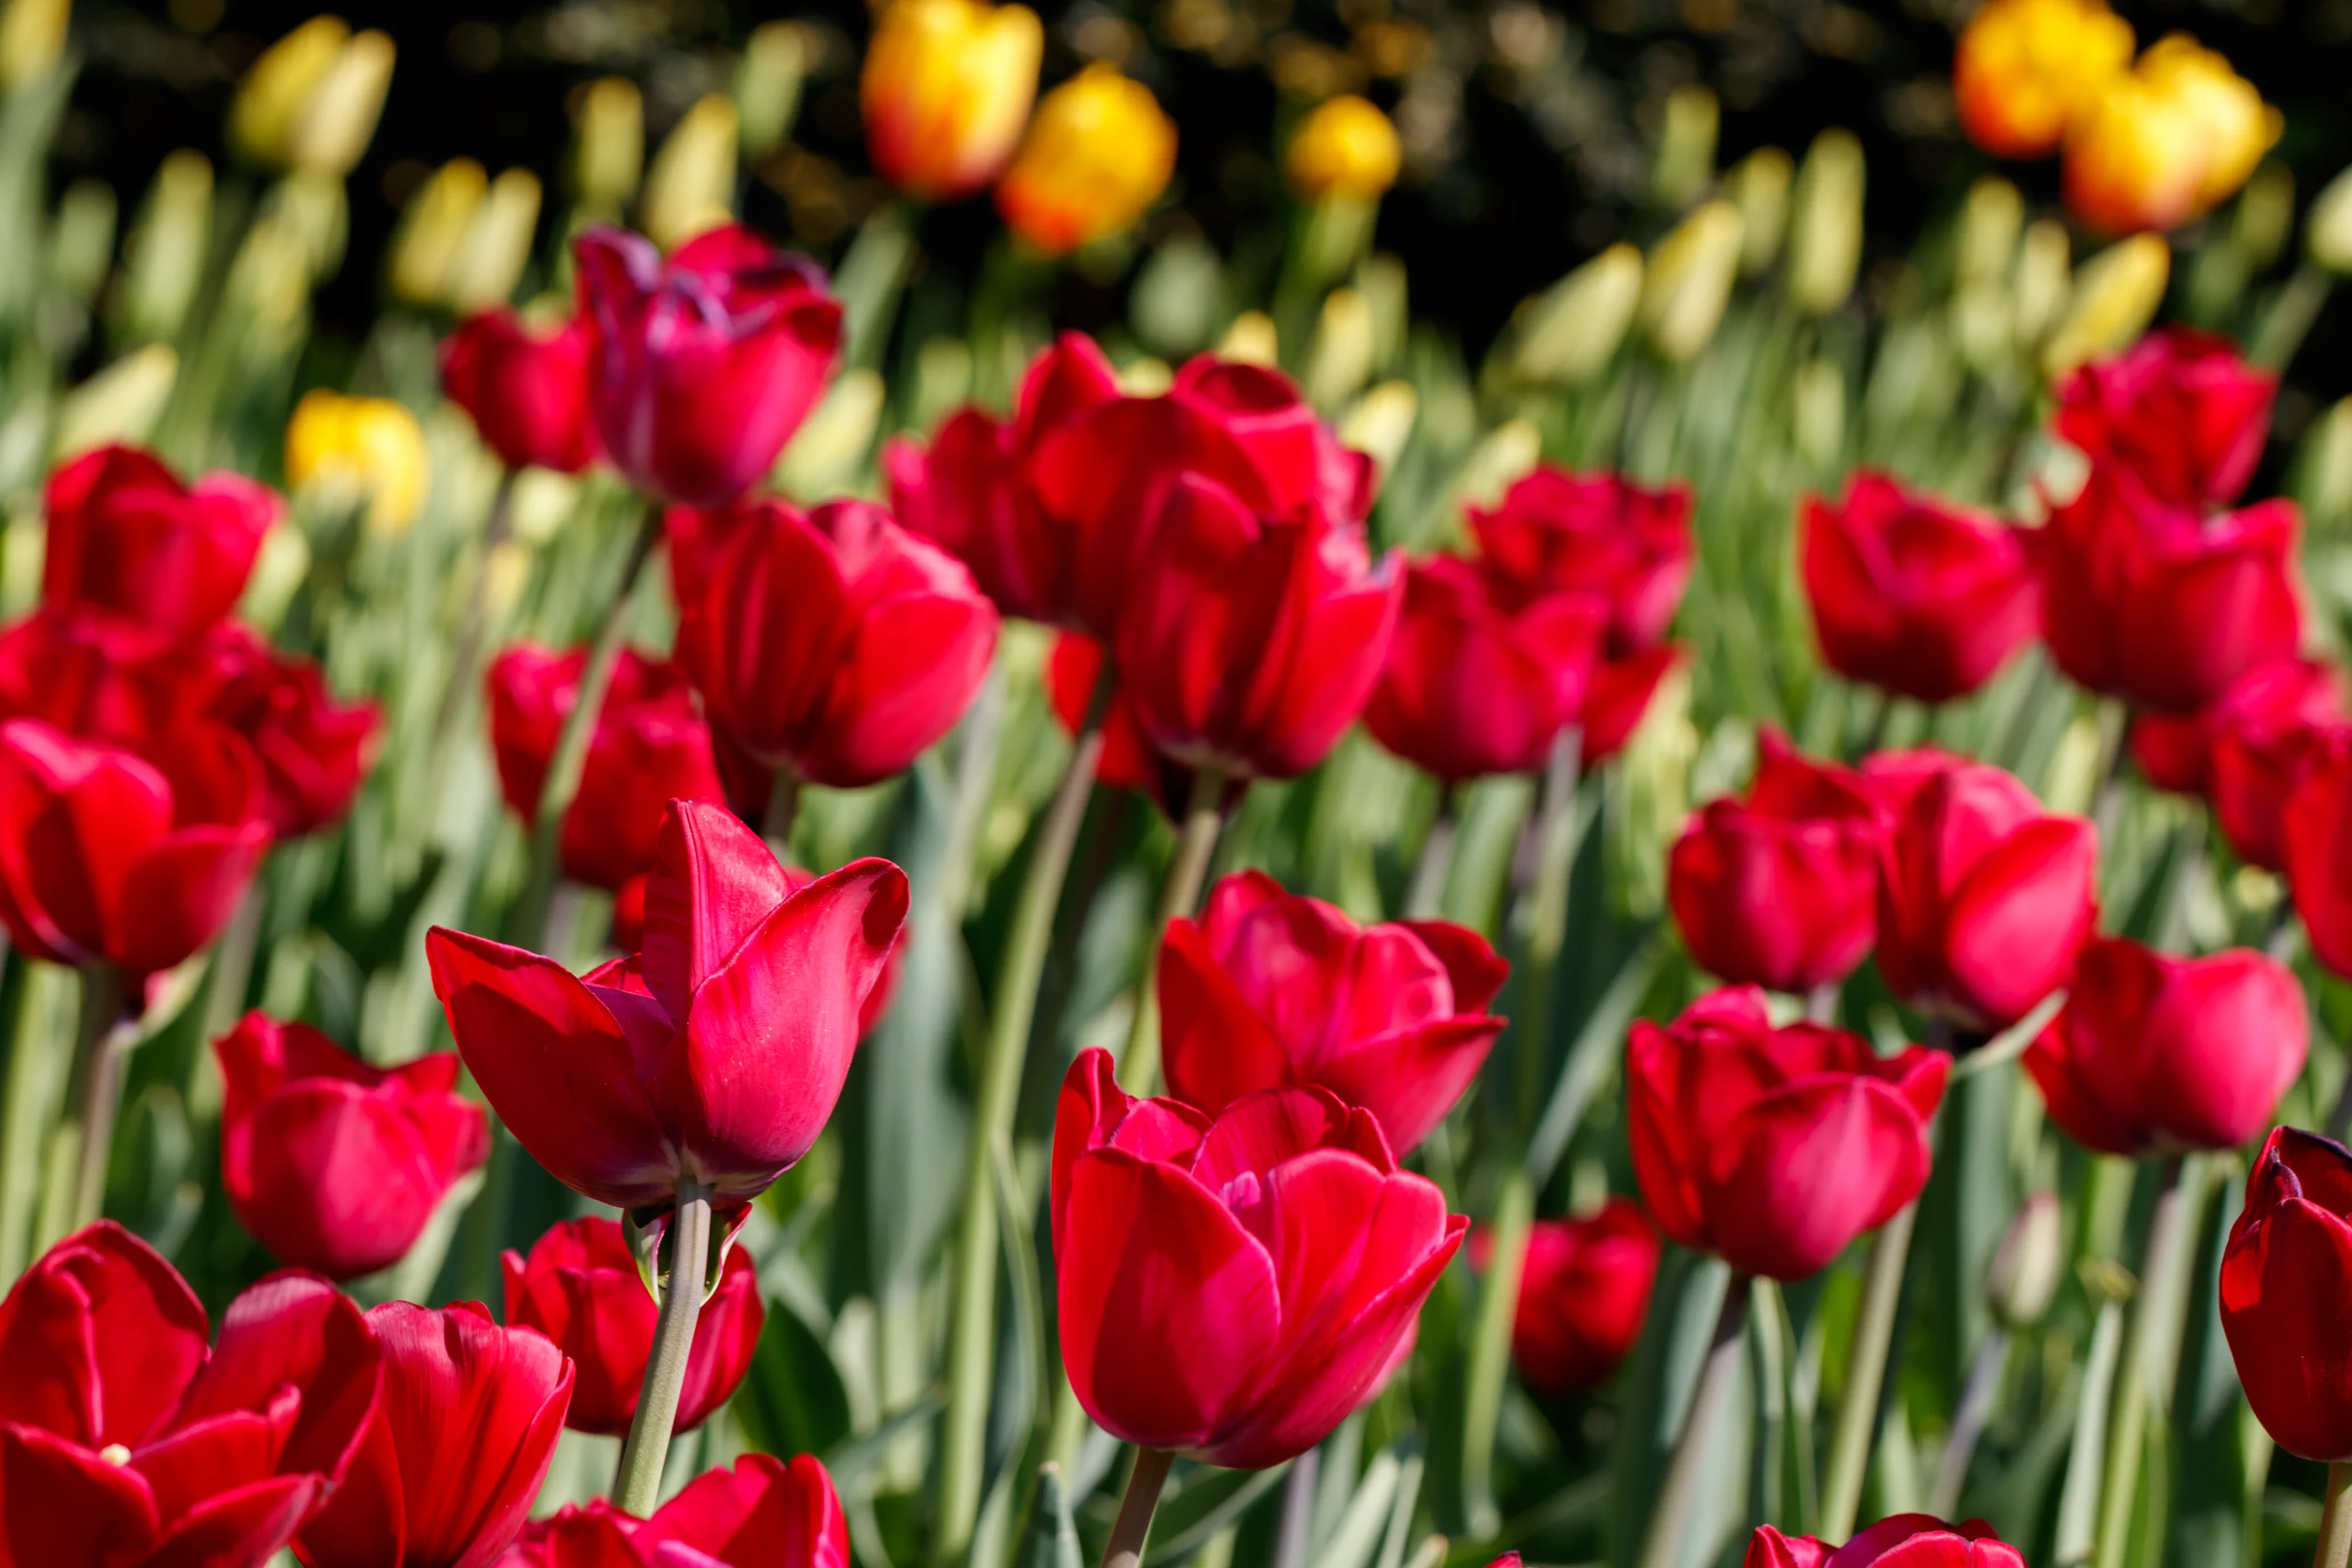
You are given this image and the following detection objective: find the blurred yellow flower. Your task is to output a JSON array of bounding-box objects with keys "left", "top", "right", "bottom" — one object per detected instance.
[
  {"left": 862, "top": 0, "right": 1042, "bottom": 203},
  {"left": 1953, "top": 0, "right": 2133, "bottom": 159},
  {"left": 285, "top": 390, "right": 429, "bottom": 536},
  {"left": 2062, "top": 34, "right": 2279, "bottom": 234},
  {"left": 0, "top": 0, "right": 68, "bottom": 89},
  {"left": 229, "top": 17, "right": 396, "bottom": 176},
  {"left": 1286, "top": 95, "right": 1401, "bottom": 203},
  {"left": 993, "top": 65, "right": 1176, "bottom": 256}
]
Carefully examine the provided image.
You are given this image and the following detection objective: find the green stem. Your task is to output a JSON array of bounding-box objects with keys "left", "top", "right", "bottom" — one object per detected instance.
[
  {"left": 2092, "top": 1158, "right": 2200, "bottom": 1568},
  {"left": 1101, "top": 1449, "right": 1176, "bottom": 1568},
  {"left": 933, "top": 677, "right": 1111, "bottom": 1565},
  {"left": 1118, "top": 764, "right": 1231, "bottom": 1095},
  {"left": 2319, "top": 1463, "right": 2352, "bottom": 1568},
  {"left": 511, "top": 499, "right": 663, "bottom": 947},
  {"left": 66, "top": 963, "right": 129, "bottom": 1230},
  {"left": 1636, "top": 1275, "right": 1752, "bottom": 1568},
  {"left": 430, "top": 463, "right": 518, "bottom": 769},
  {"left": 200, "top": 881, "right": 267, "bottom": 1046},
  {"left": 1513, "top": 727, "right": 1583, "bottom": 1118},
  {"left": 763, "top": 767, "right": 804, "bottom": 863},
  {"left": 612, "top": 1180, "right": 713, "bottom": 1516},
  {"left": 2249, "top": 262, "right": 2332, "bottom": 372},
  {"left": 1817, "top": 1199, "right": 1921, "bottom": 1540},
  {"left": 1461, "top": 1166, "right": 1533, "bottom": 1540},
  {"left": 1403, "top": 786, "right": 1457, "bottom": 920}
]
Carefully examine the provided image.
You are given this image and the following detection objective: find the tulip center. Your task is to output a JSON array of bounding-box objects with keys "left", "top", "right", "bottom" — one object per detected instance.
[{"left": 99, "top": 1443, "right": 131, "bottom": 1466}]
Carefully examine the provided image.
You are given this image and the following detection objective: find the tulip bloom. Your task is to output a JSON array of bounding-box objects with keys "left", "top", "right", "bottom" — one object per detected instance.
[
  {"left": 2033, "top": 472, "right": 2302, "bottom": 713},
  {"left": 2025, "top": 937, "right": 2306, "bottom": 1156},
  {"left": 2053, "top": 327, "right": 2276, "bottom": 513},
  {"left": 861, "top": 0, "right": 1042, "bottom": 202},
  {"left": 2063, "top": 36, "right": 2280, "bottom": 236},
  {"left": 502, "top": 1453, "right": 849, "bottom": 1568},
  {"left": 206, "top": 631, "right": 381, "bottom": 837},
  {"left": 1114, "top": 475, "right": 1401, "bottom": 781},
  {"left": 217, "top": 1012, "right": 491, "bottom": 1281},
  {"left": 297, "top": 1302, "right": 573, "bottom": 1568},
  {"left": 441, "top": 311, "right": 600, "bottom": 474},
  {"left": 42, "top": 443, "right": 279, "bottom": 640},
  {"left": 2221, "top": 1127, "right": 2352, "bottom": 1462},
  {"left": 2194, "top": 659, "right": 2345, "bottom": 871},
  {"left": 994, "top": 64, "right": 1176, "bottom": 256},
  {"left": 1866, "top": 748, "right": 2098, "bottom": 1033},
  {"left": 2282, "top": 735, "right": 2352, "bottom": 977},
  {"left": 0, "top": 608, "right": 230, "bottom": 751},
  {"left": 285, "top": 391, "right": 432, "bottom": 538},
  {"left": 429, "top": 799, "right": 907, "bottom": 1212},
  {"left": 1286, "top": 95, "right": 1401, "bottom": 203},
  {"left": 1363, "top": 555, "right": 1605, "bottom": 782},
  {"left": 674, "top": 498, "right": 999, "bottom": 791},
  {"left": 573, "top": 225, "right": 844, "bottom": 508},
  {"left": 1628, "top": 987, "right": 1948, "bottom": 1281},
  {"left": 0, "top": 1222, "right": 383, "bottom": 1564},
  {"left": 1667, "top": 730, "right": 1882, "bottom": 994},
  {"left": 1951, "top": 0, "right": 2131, "bottom": 159},
  {"left": 883, "top": 332, "right": 1122, "bottom": 624},
  {"left": 1052, "top": 1048, "right": 1464, "bottom": 1467},
  {"left": 502, "top": 1216, "right": 764, "bottom": 1438},
  {"left": 1468, "top": 465, "right": 1693, "bottom": 654},
  {"left": 1581, "top": 643, "right": 1688, "bottom": 766},
  {"left": 1159, "top": 870, "right": 1507, "bottom": 1153},
  {"left": 0, "top": 717, "right": 273, "bottom": 981},
  {"left": 1798, "top": 472, "right": 2038, "bottom": 703},
  {"left": 486, "top": 643, "right": 726, "bottom": 892},
  {"left": 1045, "top": 630, "right": 1161, "bottom": 797},
  {"left": 1477, "top": 1199, "right": 1660, "bottom": 1395},
  {"left": 1747, "top": 1516, "right": 2026, "bottom": 1567}
]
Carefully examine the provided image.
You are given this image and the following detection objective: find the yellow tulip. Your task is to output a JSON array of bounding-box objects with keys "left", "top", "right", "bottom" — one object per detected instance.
[
  {"left": 1953, "top": 0, "right": 2133, "bottom": 159},
  {"left": 2132, "top": 35, "right": 2279, "bottom": 211},
  {"left": 0, "top": 0, "right": 68, "bottom": 89},
  {"left": 285, "top": 390, "right": 430, "bottom": 536},
  {"left": 2062, "top": 34, "right": 2277, "bottom": 234},
  {"left": 993, "top": 64, "right": 1176, "bottom": 256},
  {"left": 1286, "top": 94, "right": 1400, "bottom": 203},
  {"left": 862, "top": 0, "right": 1042, "bottom": 202},
  {"left": 229, "top": 17, "right": 396, "bottom": 176}
]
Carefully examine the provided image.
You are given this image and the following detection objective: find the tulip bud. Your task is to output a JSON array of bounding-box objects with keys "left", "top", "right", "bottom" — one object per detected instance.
[
  {"left": 1304, "top": 286, "right": 1375, "bottom": 410},
  {"left": 1288, "top": 94, "right": 1401, "bottom": 204},
  {"left": 1514, "top": 242, "right": 1642, "bottom": 386},
  {"left": 573, "top": 76, "right": 645, "bottom": 210},
  {"left": 1787, "top": 128, "right": 1863, "bottom": 316},
  {"left": 223, "top": 216, "right": 311, "bottom": 361},
  {"left": 862, "top": 0, "right": 1041, "bottom": 203},
  {"left": 49, "top": 179, "right": 116, "bottom": 305},
  {"left": 2041, "top": 233, "right": 2168, "bottom": 377},
  {"left": 266, "top": 168, "right": 348, "bottom": 279},
  {"left": 229, "top": 17, "right": 348, "bottom": 168},
  {"left": 995, "top": 63, "right": 1176, "bottom": 256},
  {"left": 241, "top": 520, "right": 310, "bottom": 632},
  {"left": 53, "top": 345, "right": 177, "bottom": 460},
  {"left": 1132, "top": 232, "right": 1229, "bottom": 356},
  {"left": 388, "top": 158, "right": 487, "bottom": 306},
  {"left": 1727, "top": 147, "right": 1792, "bottom": 275},
  {"left": 642, "top": 93, "right": 739, "bottom": 251},
  {"left": 112, "top": 150, "right": 212, "bottom": 346},
  {"left": 285, "top": 389, "right": 430, "bottom": 536},
  {"left": 0, "top": 0, "right": 67, "bottom": 89},
  {"left": 446, "top": 168, "right": 543, "bottom": 312},
  {"left": 1455, "top": 418, "right": 1541, "bottom": 511},
  {"left": 1640, "top": 200, "right": 1742, "bottom": 362},
  {"left": 2308, "top": 165, "right": 2352, "bottom": 276},
  {"left": 1650, "top": 84, "right": 1718, "bottom": 211},
  {"left": 1792, "top": 358, "right": 1844, "bottom": 469},
  {"left": 1957, "top": 176, "right": 2024, "bottom": 292},
  {"left": 776, "top": 367, "right": 884, "bottom": 499},
  {"left": 287, "top": 28, "right": 393, "bottom": 176},
  {"left": 2295, "top": 396, "right": 2352, "bottom": 532},
  {"left": 737, "top": 22, "right": 807, "bottom": 162},
  {"left": 2012, "top": 216, "right": 2071, "bottom": 346},
  {"left": 1339, "top": 380, "right": 1418, "bottom": 474},
  {"left": 1985, "top": 1191, "right": 2063, "bottom": 1328},
  {"left": 1218, "top": 309, "right": 1278, "bottom": 365},
  {"left": 2063, "top": 34, "right": 2279, "bottom": 236}
]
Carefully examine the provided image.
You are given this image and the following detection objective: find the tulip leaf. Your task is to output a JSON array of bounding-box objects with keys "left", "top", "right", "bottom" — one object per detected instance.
[
  {"left": 735, "top": 1297, "right": 857, "bottom": 1463},
  {"left": 1150, "top": 1463, "right": 1291, "bottom": 1564}
]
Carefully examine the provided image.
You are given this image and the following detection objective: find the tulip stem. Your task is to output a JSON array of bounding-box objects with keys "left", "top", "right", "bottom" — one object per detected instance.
[
  {"left": 1636, "top": 1273, "right": 1752, "bottom": 1568},
  {"left": 2250, "top": 262, "right": 2332, "bottom": 372},
  {"left": 2316, "top": 1463, "right": 2352, "bottom": 1568},
  {"left": 513, "top": 498, "right": 663, "bottom": 947},
  {"left": 1405, "top": 785, "right": 1457, "bottom": 920},
  {"left": 1817, "top": 1198, "right": 1921, "bottom": 1541},
  {"left": 613, "top": 1180, "right": 712, "bottom": 1516},
  {"left": 934, "top": 675, "right": 1111, "bottom": 1566},
  {"left": 1461, "top": 1164, "right": 1532, "bottom": 1542},
  {"left": 2092, "top": 1156, "right": 2203, "bottom": 1568},
  {"left": 1927, "top": 1327, "right": 2009, "bottom": 1520},
  {"left": 1101, "top": 1448, "right": 1176, "bottom": 1568},
  {"left": 1118, "top": 764, "right": 1230, "bottom": 1095},
  {"left": 763, "top": 768, "right": 803, "bottom": 862},
  {"left": 430, "top": 463, "right": 518, "bottom": 769},
  {"left": 65, "top": 963, "right": 130, "bottom": 1230}
]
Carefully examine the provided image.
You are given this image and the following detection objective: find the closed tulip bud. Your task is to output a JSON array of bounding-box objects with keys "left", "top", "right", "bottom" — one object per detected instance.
[
  {"left": 1513, "top": 242, "right": 1643, "bottom": 386},
  {"left": 2221, "top": 1127, "right": 2352, "bottom": 1460},
  {"left": 2012, "top": 217, "right": 2071, "bottom": 346},
  {"left": 287, "top": 28, "right": 394, "bottom": 176},
  {"left": 113, "top": 150, "right": 213, "bottom": 346},
  {"left": 2041, "top": 233, "right": 2169, "bottom": 378},
  {"left": 1986, "top": 1191, "right": 2063, "bottom": 1328},
  {"left": 1640, "top": 200, "right": 1743, "bottom": 362},
  {"left": 285, "top": 388, "right": 431, "bottom": 536},
  {"left": 447, "top": 168, "right": 544, "bottom": 313},
  {"left": 1220, "top": 309, "right": 1279, "bottom": 364},
  {"left": 2064, "top": 36, "right": 2279, "bottom": 237},
  {"left": 862, "top": 0, "right": 1042, "bottom": 203},
  {"left": 0, "top": 0, "right": 67, "bottom": 89},
  {"left": 52, "top": 345, "right": 179, "bottom": 461},
  {"left": 1650, "top": 84, "right": 1718, "bottom": 212},
  {"left": 1474, "top": 1201, "right": 1660, "bottom": 1394},
  {"left": 1287, "top": 94, "right": 1402, "bottom": 203},
  {"left": 1339, "top": 379, "right": 1418, "bottom": 473},
  {"left": 1787, "top": 128, "right": 1863, "bottom": 316},
  {"left": 441, "top": 309, "right": 599, "bottom": 474},
  {"left": 2296, "top": 396, "right": 2352, "bottom": 530},
  {"left": 1957, "top": 177, "right": 2025, "bottom": 291},
  {"left": 388, "top": 158, "right": 487, "bottom": 305},
  {"left": 573, "top": 77, "right": 645, "bottom": 208},
  {"left": 206, "top": 629, "right": 381, "bottom": 836},
  {"left": 1304, "top": 286, "right": 1375, "bottom": 409},
  {"left": 642, "top": 93, "right": 739, "bottom": 251},
  {"left": 1953, "top": 0, "right": 2133, "bottom": 159},
  {"left": 2193, "top": 659, "right": 2345, "bottom": 872},
  {"left": 229, "top": 16, "right": 347, "bottom": 168},
  {"left": 995, "top": 63, "right": 1176, "bottom": 256},
  {"left": 2310, "top": 166, "right": 2352, "bottom": 276},
  {"left": 738, "top": 22, "right": 807, "bottom": 163},
  {"left": 1747, "top": 1518, "right": 2025, "bottom": 1568}
]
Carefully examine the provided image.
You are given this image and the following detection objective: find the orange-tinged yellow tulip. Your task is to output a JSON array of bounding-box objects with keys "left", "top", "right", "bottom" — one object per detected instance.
[
  {"left": 1953, "top": 0, "right": 2133, "bottom": 160},
  {"left": 285, "top": 389, "right": 430, "bottom": 536},
  {"left": 2062, "top": 33, "right": 2279, "bottom": 234},
  {"left": 2132, "top": 35, "right": 2280, "bottom": 210},
  {"left": 994, "top": 64, "right": 1177, "bottom": 255},
  {"left": 1286, "top": 94, "right": 1401, "bottom": 203},
  {"left": 862, "top": 0, "right": 1042, "bottom": 201}
]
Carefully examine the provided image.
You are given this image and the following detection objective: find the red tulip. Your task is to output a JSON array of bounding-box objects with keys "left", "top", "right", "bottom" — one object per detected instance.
[
  {"left": 502, "top": 1216, "right": 764, "bottom": 1438},
  {"left": 2284, "top": 733, "right": 2352, "bottom": 978},
  {"left": 501, "top": 1454, "right": 848, "bottom": 1568},
  {"left": 217, "top": 1013, "right": 491, "bottom": 1281},
  {"left": 1581, "top": 642, "right": 1688, "bottom": 766},
  {"left": 428, "top": 799, "right": 907, "bottom": 1212},
  {"left": 1028, "top": 354, "right": 1377, "bottom": 639},
  {"left": 1044, "top": 630, "right": 1159, "bottom": 795},
  {"left": 2128, "top": 709, "right": 2213, "bottom": 796},
  {"left": 2024, "top": 937, "right": 2305, "bottom": 1157},
  {"left": 1865, "top": 747, "right": 2098, "bottom": 1033},
  {"left": 2052, "top": 327, "right": 2275, "bottom": 513},
  {"left": 1467, "top": 466, "right": 1693, "bottom": 653},
  {"left": 1798, "top": 471, "right": 2038, "bottom": 703},
  {"left": 206, "top": 631, "right": 380, "bottom": 837},
  {"left": 0, "top": 608, "right": 231, "bottom": 750},
  {"left": 0, "top": 1221, "right": 383, "bottom": 1567},
  {"left": 883, "top": 332, "right": 1122, "bottom": 624},
  {"left": 572, "top": 225, "right": 842, "bottom": 508},
  {"left": 674, "top": 498, "right": 1000, "bottom": 791},
  {"left": 2033, "top": 470, "right": 2303, "bottom": 713},
  {"left": 42, "top": 444, "right": 280, "bottom": 640},
  {"left": 296, "top": 1302, "right": 572, "bottom": 1568},
  {"left": 1158, "top": 870, "right": 1507, "bottom": 1153},
  {"left": 1628, "top": 987, "right": 1947, "bottom": 1281},
  {"left": 441, "top": 311, "right": 600, "bottom": 475},
  {"left": 1050, "top": 1048, "right": 1464, "bottom": 1466},
  {"left": 2222, "top": 1127, "right": 2352, "bottom": 1462},
  {"left": 1667, "top": 730, "right": 1882, "bottom": 993},
  {"left": 486, "top": 643, "right": 726, "bottom": 892},
  {"left": 1114, "top": 475, "right": 1401, "bottom": 781},
  {"left": 1745, "top": 1516, "right": 2025, "bottom": 1567},
  {"left": 1473, "top": 1199, "right": 1660, "bottom": 1394},
  {"left": 0, "top": 716, "right": 272, "bottom": 980},
  {"left": 1363, "top": 554, "right": 1605, "bottom": 782},
  {"left": 2201, "top": 660, "right": 2347, "bottom": 872}
]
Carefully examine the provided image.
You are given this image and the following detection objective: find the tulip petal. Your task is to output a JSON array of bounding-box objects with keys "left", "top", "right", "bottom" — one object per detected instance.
[
  {"left": 1188, "top": 1087, "right": 1355, "bottom": 1199},
  {"left": 1158, "top": 916, "right": 1310, "bottom": 1119},
  {"left": 146, "top": 1474, "right": 324, "bottom": 1568},
  {"left": 173, "top": 1270, "right": 382, "bottom": 1485},
  {"left": 131, "top": 1395, "right": 298, "bottom": 1525},
  {"left": 639, "top": 799, "right": 793, "bottom": 1027},
  {"left": 1397, "top": 920, "right": 1511, "bottom": 1015},
  {"left": 1705, "top": 1077, "right": 1934, "bottom": 1281},
  {"left": 0, "top": 1220, "right": 209, "bottom": 1450},
  {"left": 113, "top": 817, "right": 272, "bottom": 976},
  {"left": 1943, "top": 817, "right": 2099, "bottom": 1029},
  {"left": 636, "top": 1453, "right": 851, "bottom": 1568},
  {"left": 232, "top": 1082, "right": 464, "bottom": 1279},
  {"left": 1312, "top": 1016, "right": 1503, "bottom": 1156},
  {"left": 0, "top": 1423, "right": 160, "bottom": 1562}
]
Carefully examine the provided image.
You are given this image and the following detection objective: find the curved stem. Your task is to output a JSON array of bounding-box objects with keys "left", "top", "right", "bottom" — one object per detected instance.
[
  {"left": 1117, "top": 764, "right": 1230, "bottom": 1095},
  {"left": 2092, "top": 1157, "right": 2200, "bottom": 1568},
  {"left": 1461, "top": 1166, "right": 1532, "bottom": 1540},
  {"left": 762, "top": 767, "right": 804, "bottom": 862},
  {"left": 1636, "top": 1275, "right": 1752, "bottom": 1568},
  {"left": 1101, "top": 1448, "right": 1176, "bottom": 1568},
  {"left": 67, "top": 963, "right": 128, "bottom": 1230},
  {"left": 613, "top": 1180, "right": 712, "bottom": 1516},
  {"left": 1817, "top": 1199, "right": 1921, "bottom": 1540}
]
